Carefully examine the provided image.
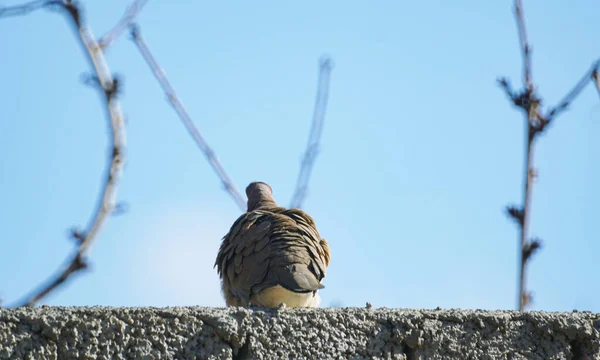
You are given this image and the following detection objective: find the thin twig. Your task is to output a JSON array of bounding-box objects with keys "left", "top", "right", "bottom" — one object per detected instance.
[
  {"left": 547, "top": 61, "right": 600, "bottom": 118},
  {"left": 129, "top": 24, "right": 246, "bottom": 211},
  {"left": 97, "top": 0, "right": 148, "bottom": 49},
  {"left": 5, "top": 0, "right": 127, "bottom": 307},
  {"left": 514, "top": 0, "right": 533, "bottom": 90},
  {"left": 289, "top": 56, "right": 333, "bottom": 209}
]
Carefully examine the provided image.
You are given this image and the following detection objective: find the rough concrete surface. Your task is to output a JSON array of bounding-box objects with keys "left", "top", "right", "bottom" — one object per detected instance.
[{"left": 0, "top": 306, "right": 599, "bottom": 360}]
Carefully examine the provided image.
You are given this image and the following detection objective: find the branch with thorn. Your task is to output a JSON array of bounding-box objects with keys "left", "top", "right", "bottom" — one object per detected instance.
[
  {"left": 2, "top": 0, "right": 128, "bottom": 308},
  {"left": 129, "top": 24, "right": 247, "bottom": 211},
  {"left": 499, "top": 0, "right": 599, "bottom": 311},
  {"left": 290, "top": 56, "right": 333, "bottom": 209}
]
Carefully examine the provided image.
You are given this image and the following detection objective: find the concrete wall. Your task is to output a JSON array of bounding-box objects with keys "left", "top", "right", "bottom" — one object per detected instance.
[{"left": 0, "top": 306, "right": 598, "bottom": 359}]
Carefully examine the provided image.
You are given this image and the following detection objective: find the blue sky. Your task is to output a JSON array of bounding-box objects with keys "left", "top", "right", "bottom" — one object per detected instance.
[{"left": 1, "top": 0, "right": 599, "bottom": 312}]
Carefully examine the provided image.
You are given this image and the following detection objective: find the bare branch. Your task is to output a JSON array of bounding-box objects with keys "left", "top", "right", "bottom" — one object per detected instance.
[
  {"left": 129, "top": 25, "right": 246, "bottom": 211},
  {"left": 0, "top": 0, "right": 57, "bottom": 17},
  {"left": 501, "top": 1, "right": 599, "bottom": 311},
  {"left": 501, "top": 0, "right": 541, "bottom": 311},
  {"left": 514, "top": 0, "right": 533, "bottom": 90},
  {"left": 10, "top": 0, "right": 127, "bottom": 307},
  {"left": 289, "top": 56, "right": 333, "bottom": 209},
  {"left": 97, "top": 0, "right": 148, "bottom": 49},
  {"left": 547, "top": 61, "right": 600, "bottom": 119}
]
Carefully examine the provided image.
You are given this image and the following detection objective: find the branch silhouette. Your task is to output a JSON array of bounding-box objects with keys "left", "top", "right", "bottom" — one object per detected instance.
[
  {"left": 499, "top": 0, "right": 599, "bottom": 310},
  {"left": 290, "top": 56, "right": 333, "bottom": 209},
  {"left": 1, "top": 0, "right": 127, "bottom": 307},
  {"left": 129, "top": 24, "right": 246, "bottom": 211}
]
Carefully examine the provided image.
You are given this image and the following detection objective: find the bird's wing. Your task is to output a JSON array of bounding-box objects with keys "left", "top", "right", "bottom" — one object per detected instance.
[
  {"left": 216, "top": 210, "right": 273, "bottom": 303},
  {"left": 282, "top": 209, "right": 330, "bottom": 278}
]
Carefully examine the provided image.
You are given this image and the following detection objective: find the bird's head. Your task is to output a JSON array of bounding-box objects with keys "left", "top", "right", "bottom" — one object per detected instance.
[{"left": 246, "top": 181, "right": 278, "bottom": 211}]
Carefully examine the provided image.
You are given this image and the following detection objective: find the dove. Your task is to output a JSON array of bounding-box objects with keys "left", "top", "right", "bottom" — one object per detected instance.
[{"left": 215, "top": 181, "right": 330, "bottom": 308}]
